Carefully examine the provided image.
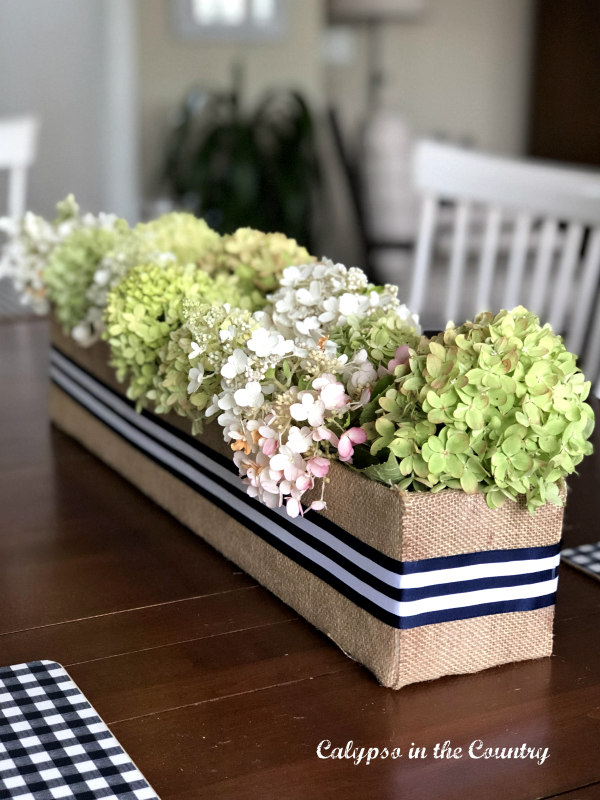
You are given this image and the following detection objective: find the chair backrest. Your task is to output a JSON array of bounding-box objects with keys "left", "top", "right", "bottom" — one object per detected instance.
[
  {"left": 409, "top": 140, "right": 600, "bottom": 385},
  {"left": 0, "top": 115, "right": 39, "bottom": 217}
]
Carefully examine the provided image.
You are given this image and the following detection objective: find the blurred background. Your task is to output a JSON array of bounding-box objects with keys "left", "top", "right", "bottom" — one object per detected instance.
[{"left": 0, "top": 0, "right": 599, "bottom": 380}]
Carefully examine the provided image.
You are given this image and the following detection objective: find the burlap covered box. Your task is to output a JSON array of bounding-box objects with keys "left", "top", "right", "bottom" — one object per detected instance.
[{"left": 48, "top": 320, "right": 564, "bottom": 689}]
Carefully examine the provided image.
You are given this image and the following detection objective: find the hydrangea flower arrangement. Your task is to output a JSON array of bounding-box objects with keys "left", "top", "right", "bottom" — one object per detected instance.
[
  {"left": 132, "top": 212, "right": 220, "bottom": 267},
  {"left": 2, "top": 197, "right": 594, "bottom": 519},
  {"left": 0, "top": 195, "right": 113, "bottom": 315},
  {"left": 211, "top": 227, "right": 315, "bottom": 292},
  {"left": 63, "top": 219, "right": 311, "bottom": 346},
  {"left": 45, "top": 220, "right": 128, "bottom": 335},
  {"left": 174, "top": 259, "right": 421, "bottom": 515},
  {"left": 104, "top": 262, "right": 254, "bottom": 405},
  {"left": 152, "top": 301, "right": 260, "bottom": 432},
  {"left": 357, "top": 308, "right": 595, "bottom": 512},
  {"left": 330, "top": 305, "right": 421, "bottom": 371},
  {"left": 74, "top": 213, "right": 220, "bottom": 346}
]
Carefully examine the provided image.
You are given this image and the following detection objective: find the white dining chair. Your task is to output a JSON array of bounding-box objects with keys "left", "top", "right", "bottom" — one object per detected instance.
[
  {"left": 0, "top": 115, "right": 39, "bottom": 217},
  {"left": 409, "top": 140, "right": 600, "bottom": 386}
]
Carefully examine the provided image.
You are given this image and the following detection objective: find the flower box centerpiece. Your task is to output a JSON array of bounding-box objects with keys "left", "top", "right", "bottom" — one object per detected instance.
[{"left": 2, "top": 198, "right": 594, "bottom": 689}]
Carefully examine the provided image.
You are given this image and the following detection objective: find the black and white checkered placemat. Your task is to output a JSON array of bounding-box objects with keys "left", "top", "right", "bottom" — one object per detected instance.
[
  {"left": 0, "top": 661, "right": 159, "bottom": 799},
  {"left": 562, "top": 542, "right": 600, "bottom": 582}
]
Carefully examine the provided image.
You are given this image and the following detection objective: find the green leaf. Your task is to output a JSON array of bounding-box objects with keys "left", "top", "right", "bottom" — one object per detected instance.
[
  {"left": 486, "top": 488, "right": 507, "bottom": 509},
  {"left": 429, "top": 341, "right": 446, "bottom": 359},
  {"left": 425, "top": 390, "right": 442, "bottom": 409},
  {"left": 460, "top": 469, "right": 479, "bottom": 494},
  {"left": 401, "top": 376, "right": 422, "bottom": 392},
  {"left": 446, "top": 454, "right": 464, "bottom": 478},
  {"left": 502, "top": 436, "right": 522, "bottom": 456},
  {"left": 544, "top": 416, "right": 567, "bottom": 436},
  {"left": 426, "top": 354, "right": 442, "bottom": 378},
  {"left": 361, "top": 453, "right": 403, "bottom": 484},
  {"left": 427, "top": 453, "right": 444, "bottom": 474},
  {"left": 413, "top": 455, "right": 429, "bottom": 478},
  {"left": 447, "top": 432, "right": 470, "bottom": 454},
  {"left": 375, "top": 417, "right": 395, "bottom": 438},
  {"left": 389, "top": 438, "right": 414, "bottom": 458},
  {"left": 538, "top": 435, "right": 558, "bottom": 454},
  {"left": 350, "top": 444, "right": 380, "bottom": 469},
  {"left": 511, "top": 452, "right": 534, "bottom": 472},
  {"left": 426, "top": 435, "right": 443, "bottom": 453},
  {"left": 370, "top": 373, "right": 395, "bottom": 399},
  {"left": 466, "top": 408, "right": 485, "bottom": 430},
  {"left": 370, "top": 437, "right": 390, "bottom": 456}
]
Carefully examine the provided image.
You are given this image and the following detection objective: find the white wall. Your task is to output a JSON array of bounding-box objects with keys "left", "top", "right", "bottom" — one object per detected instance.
[
  {"left": 137, "top": 0, "right": 325, "bottom": 200},
  {"left": 0, "top": 0, "right": 139, "bottom": 221},
  {"left": 0, "top": 1, "right": 105, "bottom": 217},
  {"left": 326, "top": 0, "right": 535, "bottom": 157}
]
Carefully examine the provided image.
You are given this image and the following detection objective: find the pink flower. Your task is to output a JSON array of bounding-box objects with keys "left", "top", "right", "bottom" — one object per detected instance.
[
  {"left": 270, "top": 447, "right": 306, "bottom": 482},
  {"left": 259, "top": 425, "right": 278, "bottom": 456},
  {"left": 296, "top": 473, "right": 314, "bottom": 492},
  {"left": 386, "top": 345, "right": 411, "bottom": 373},
  {"left": 312, "top": 373, "right": 337, "bottom": 390},
  {"left": 307, "top": 456, "right": 330, "bottom": 478},
  {"left": 313, "top": 374, "right": 349, "bottom": 410},
  {"left": 313, "top": 426, "right": 339, "bottom": 446},
  {"left": 337, "top": 427, "right": 367, "bottom": 462},
  {"left": 320, "top": 383, "right": 349, "bottom": 410},
  {"left": 262, "top": 437, "right": 277, "bottom": 456},
  {"left": 308, "top": 499, "right": 326, "bottom": 512}
]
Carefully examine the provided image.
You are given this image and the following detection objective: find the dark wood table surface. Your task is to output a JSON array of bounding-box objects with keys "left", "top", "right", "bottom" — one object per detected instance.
[{"left": 1, "top": 317, "right": 600, "bottom": 800}]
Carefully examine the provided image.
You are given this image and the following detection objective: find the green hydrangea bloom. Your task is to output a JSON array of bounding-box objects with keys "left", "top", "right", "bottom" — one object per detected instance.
[
  {"left": 45, "top": 220, "right": 128, "bottom": 334},
  {"left": 214, "top": 227, "right": 315, "bottom": 292},
  {"left": 104, "top": 262, "right": 243, "bottom": 405},
  {"left": 54, "top": 194, "right": 81, "bottom": 224},
  {"left": 330, "top": 306, "right": 420, "bottom": 368},
  {"left": 151, "top": 301, "right": 259, "bottom": 433},
  {"left": 133, "top": 213, "right": 220, "bottom": 268},
  {"left": 75, "top": 214, "right": 222, "bottom": 345},
  {"left": 361, "top": 307, "right": 595, "bottom": 512}
]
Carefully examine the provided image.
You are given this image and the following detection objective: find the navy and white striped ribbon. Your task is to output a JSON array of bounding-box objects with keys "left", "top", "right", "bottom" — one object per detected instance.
[{"left": 50, "top": 347, "right": 560, "bottom": 630}]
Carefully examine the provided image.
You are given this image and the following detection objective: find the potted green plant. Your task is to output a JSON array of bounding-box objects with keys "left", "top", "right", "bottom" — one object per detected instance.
[{"left": 163, "top": 70, "right": 321, "bottom": 250}]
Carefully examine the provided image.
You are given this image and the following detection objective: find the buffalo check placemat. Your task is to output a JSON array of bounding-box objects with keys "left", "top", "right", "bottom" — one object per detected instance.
[
  {"left": 562, "top": 542, "right": 600, "bottom": 582},
  {"left": 0, "top": 661, "right": 159, "bottom": 799}
]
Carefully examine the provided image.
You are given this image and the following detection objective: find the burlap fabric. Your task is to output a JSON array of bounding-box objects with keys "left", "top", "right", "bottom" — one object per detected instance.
[{"left": 48, "top": 320, "right": 564, "bottom": 688}]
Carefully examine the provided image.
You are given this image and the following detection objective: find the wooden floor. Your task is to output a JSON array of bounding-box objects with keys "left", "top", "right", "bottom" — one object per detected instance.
[{"left": 1, "top": 317, "right": 600, "bottom": 800}]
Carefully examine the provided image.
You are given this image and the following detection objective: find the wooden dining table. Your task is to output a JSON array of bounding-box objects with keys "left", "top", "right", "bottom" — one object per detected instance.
[{"left": 1, "top": 316, "right": 599, "bottom": 800}]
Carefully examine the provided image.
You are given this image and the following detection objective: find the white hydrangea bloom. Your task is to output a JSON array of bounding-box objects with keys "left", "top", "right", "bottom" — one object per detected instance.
[
  {"left": 187, "top": 365, "right": 204, "bottom": 393},
  {"left": 221, "top": 348, "right": 249, "bottom": 380},
  {"left": 247, "top": 327, "right": 294, "bottom": 359},
  {"left": 233, "top": 381, "right": 265, "bottom": 409},
  {"left": 0, "top": 195, "right": 120, "bottom": 323},
  {"left": 266, "top": 258, "right": 401, "bottom": 351},
  {"left": 179, "top": 258, "right": 420, "bottom": 519}
]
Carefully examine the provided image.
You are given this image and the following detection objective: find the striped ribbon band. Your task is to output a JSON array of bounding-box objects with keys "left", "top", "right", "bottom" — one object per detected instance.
[{"left": 50, "top": 347, "right": 560, "bottom": 630}]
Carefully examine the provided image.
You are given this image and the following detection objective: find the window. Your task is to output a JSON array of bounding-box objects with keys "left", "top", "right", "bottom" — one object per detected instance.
[{"left": 172, "top": 0, "right": 288, "bottom": 41}]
